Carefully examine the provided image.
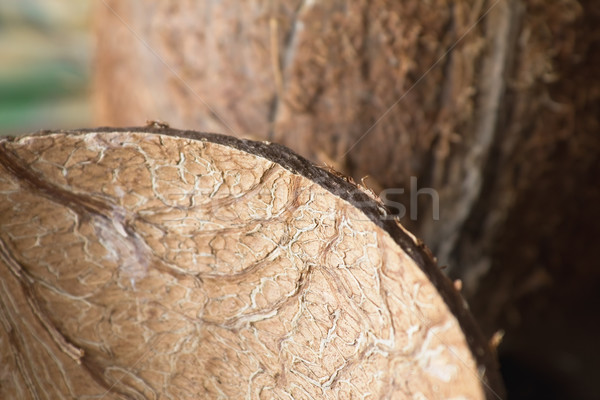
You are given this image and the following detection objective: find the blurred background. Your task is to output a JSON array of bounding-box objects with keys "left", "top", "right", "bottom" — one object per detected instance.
[
  {"left": 1, "top": 1, "right": 599, "bottom": 399},
  {"left": 0, "top": 0, "right": 91, "bottom": 135}
]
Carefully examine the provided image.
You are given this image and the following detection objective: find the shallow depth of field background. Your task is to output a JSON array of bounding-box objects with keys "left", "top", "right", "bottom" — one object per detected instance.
[{"left": 0, "top": 1, "right": 91, "bottom": 136}]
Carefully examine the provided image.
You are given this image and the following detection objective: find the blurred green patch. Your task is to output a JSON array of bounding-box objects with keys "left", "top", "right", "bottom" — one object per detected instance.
[
  {"left": 0, "top": 1, "right": 92, "bottom": 136},
  {"left": 0, "top": 62, "right": 85, "bottom": 104},
  {"left": 0, "top": 61, "right": 88, "bottom": 129}
]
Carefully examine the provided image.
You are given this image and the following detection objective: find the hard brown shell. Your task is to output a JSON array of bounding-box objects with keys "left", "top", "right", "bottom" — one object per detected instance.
[{"left": 0, "top": 128, "right": 503, "bottom": 399}]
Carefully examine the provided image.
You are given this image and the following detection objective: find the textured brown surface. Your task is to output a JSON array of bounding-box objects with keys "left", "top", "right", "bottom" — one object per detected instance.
[
  {"left": 94, "top": 2, "right": 600, "bottom": 396},
  {"left": 92, "top": 0, "right": 598, "bottom": 288},
  {"left": 0, "top": 128, "right": 502, "bottom": 399}
]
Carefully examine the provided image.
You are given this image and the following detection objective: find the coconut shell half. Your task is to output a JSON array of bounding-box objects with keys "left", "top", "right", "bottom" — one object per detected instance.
[{"left": 0, "top": 127, "right": 503, "bottom": 399}]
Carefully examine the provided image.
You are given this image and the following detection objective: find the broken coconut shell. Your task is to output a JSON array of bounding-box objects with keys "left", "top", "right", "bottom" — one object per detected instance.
[{"left": 0, "top": 127, "right": 503, "bottom": 399}]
